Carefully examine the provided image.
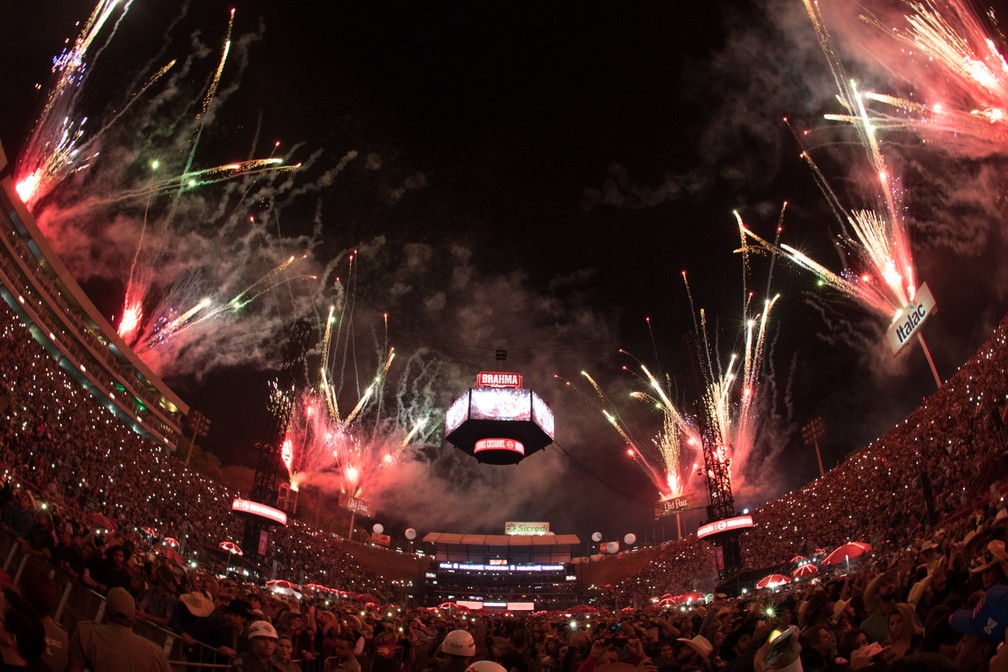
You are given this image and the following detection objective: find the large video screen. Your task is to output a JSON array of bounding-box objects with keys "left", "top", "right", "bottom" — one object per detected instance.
[
  {"left": 445, "top": 393, "right": 470, "bottom": 434},
  {"left": 470, "top": 388, "right": 532, "bottom": 422},
  {"left": 531, "top": 391, "right": 555, "bottom": 438}
]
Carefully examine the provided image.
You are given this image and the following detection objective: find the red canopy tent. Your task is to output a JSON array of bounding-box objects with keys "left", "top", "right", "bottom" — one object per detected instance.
[
  {"left": 218, "top": 541, "right": 242, "bottom": 556},
  {"left": 792, "top": 563, "right": 819, "bottom": 578},
  {"left": 437, "top": 601, "right": 468, "bottom": 611},
  {"left": 822, "top": 542, "right": 871, "bottom": 567},
  {"left": 569, "top": 604, "right": 600, "bottom": 615},
  {"left": 266, "top": 579, "right": 301, "bottom": 597},
  {"left": 755, "top": 574, "right": 791, "bottom": 589}
]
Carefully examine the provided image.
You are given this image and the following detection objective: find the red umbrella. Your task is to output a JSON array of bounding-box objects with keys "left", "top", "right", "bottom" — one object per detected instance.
[
  {"left": 569, "top": 604, "right": 600, "bottom": 615},
  {"left": 437, "top": 601, "right": 467, "bottom": 611},
  {"left": 88, "top": 511, "right": 115, "bottom": 530},
  {"left": 755, "top": 574, "right": 791, "bottom": 589},
  {"left": 789, "top": 555, "right": 805, "bottom": 563},
  {"left": 822, "top": 542, "right": 871, "bottom": 567},
  {"left": 356, "top": 594, "right": 380, "bottom": 605},
  {"left": 792, "top": 563, "right": 819, "bottom": 578},
  {"left": 163, "top": 537, "right": 180, "bottom": 548},
  {"left": 677, "top": 591, "right": 705, "bottom": 604},
  {"left": 141, "top": 526, "right": 157, "bottom": 538},
  {"left": 218, "top": 541, "right": 242, "bottom": 556},
  {"left": 304, "top": 583, "right": 330, "bottom": 593},
  {"left": 266, "top": 579, "right": 301, "bottom": 596},
  {"left": 160, "top": 547, "right": 183, "bottom": 565}
]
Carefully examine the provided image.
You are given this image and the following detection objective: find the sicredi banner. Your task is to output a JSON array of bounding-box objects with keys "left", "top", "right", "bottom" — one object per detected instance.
[
  {"left": 504, "top": 521, "right": 550, "bottom": 535},
  {"left": 886, "top": 283, "right": 936, "bottom": 354}
]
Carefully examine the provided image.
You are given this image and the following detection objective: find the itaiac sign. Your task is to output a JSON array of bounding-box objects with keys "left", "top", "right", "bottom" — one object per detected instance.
[{"left": 885, "top": 283, "right": 937, "bottom": 355}]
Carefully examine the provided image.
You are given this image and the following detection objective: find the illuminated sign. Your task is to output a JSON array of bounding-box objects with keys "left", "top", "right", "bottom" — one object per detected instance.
[
  {"left": 371, "top": 532, "right": 391, "bottom": 546},
  {"left": 531, "top": 392, "right": 555, "bottom": 438},
  {"left": 886, "top": 283, "right": 937, "bottom": 354},
  {"left": 338, "top": 493, "right": 375, "bottom": 518},
  {"left": 476, "top": 371, "right": 523, "bottom": 388},
  {"left": 232, "top": 499, "right": 288, "bottom": 526},
  {"left": 438, "top": 562, "right": 565, "bottom": 572},
  {"left": 654, "top": 493, "right": 697, "bottom": 520},
  {"left": 476, "top": 438, "right": 524, "bottom": 457},
  {"left": 697, "top": 515, "right": 754, "bottom": 539},
  {"left": 504, "top": 521, "right": 550, "bottom": 535},
  {"left": 471, "top": 388, "right": 532, "bottom": 422},
  {"left": 445, "top": 395, "right": 470, "bottom": 435}
]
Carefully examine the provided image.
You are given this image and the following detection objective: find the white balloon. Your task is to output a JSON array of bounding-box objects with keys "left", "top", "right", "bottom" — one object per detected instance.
[
  {"left": 404, "top": 528, "right": 417, "bottom": 540},
  {"left": 624, "top": 533, "right": 637, "bottom": 546},
  {"left": 604, "top": 541, "right": 620, "bottom": 554},
  {"left": 591, "top": 531, "right": 602, "bottom": 543},
  {"left": 372, "top": 523, "right": 384, "bottom": 534}
]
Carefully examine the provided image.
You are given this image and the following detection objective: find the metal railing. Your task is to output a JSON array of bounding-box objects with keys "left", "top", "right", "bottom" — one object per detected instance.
[{"left": 0, "top": 528, "right": 393, "bottom": 672}]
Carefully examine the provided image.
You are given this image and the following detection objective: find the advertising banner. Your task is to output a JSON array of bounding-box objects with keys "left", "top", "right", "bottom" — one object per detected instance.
[
  {"left": 338, "top": 493, "right": 375, "bottom": 518},
  {"left": 886, "top": 283, "right": 937, "bottom": 354},
  {"left": 504, "top": 521, "right": 550, "bottom": 535}
]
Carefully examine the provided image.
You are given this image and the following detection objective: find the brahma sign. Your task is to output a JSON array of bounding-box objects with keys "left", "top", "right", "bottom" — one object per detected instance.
[{"left": 476, "top": 371, "right": 523, "bottom": 388}]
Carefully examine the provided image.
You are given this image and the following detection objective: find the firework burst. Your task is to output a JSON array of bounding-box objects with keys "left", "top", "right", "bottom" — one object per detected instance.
[
  {"left": 556, "top": 358, "right": 701, "bottom": 502},
  {"left": 277, "top": 256, "right": 430, "bottom": 499},
  {"left": 681, "top": 265, "right": 781, "bottom": 494},
  {"left": 737, "top": 2, "right": 924, "bottom": 326},
  {"left": 13, "top": 2, "right": 346, "bottom": 378},
  {"left": 817, "top": 0, "right": 1008, "bottom": 155},
  {"left": 14, "top": 0, "right": 159, "bottom": 208}
]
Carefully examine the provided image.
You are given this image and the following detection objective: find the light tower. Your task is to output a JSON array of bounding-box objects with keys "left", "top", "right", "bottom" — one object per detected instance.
[
  {"left": 685, "top": 334, "right": 744, "bottom": 584},
  {"left": 241, "top": 319, "right": 312, "bottom": 560}
]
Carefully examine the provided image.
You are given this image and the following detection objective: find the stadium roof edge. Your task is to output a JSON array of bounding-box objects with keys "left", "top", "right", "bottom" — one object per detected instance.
[{"left": 0, "top": 141, "right": 188, "bottom": 416}]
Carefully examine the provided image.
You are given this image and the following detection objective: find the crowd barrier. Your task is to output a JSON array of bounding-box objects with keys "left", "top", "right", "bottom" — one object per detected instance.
[
  {"left": 0, "top": 526, "right": 236, "bottom": 670},
  {"left": 0, "top": 527, "right": 411, "bottom": 672}
]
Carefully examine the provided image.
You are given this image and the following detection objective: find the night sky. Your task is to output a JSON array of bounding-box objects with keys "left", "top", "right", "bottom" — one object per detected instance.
[{"left": 2, "top": 0, "right": 1007, "bottom": 545}]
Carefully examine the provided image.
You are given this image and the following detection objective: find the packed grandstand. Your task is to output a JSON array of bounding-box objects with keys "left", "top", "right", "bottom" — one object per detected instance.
[{"left": 2, "top": 266, "right": 1008, "bottom": 670}]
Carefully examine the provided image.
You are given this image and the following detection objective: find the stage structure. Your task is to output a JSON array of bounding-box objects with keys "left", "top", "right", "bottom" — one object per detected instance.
[
  {"left": 422, "top": 530, "right": 581, "bottom": 611},
  {"left": 444, "top": 371, "right": 555, "bottom": 464},
  {"left": 241, "top": 319, "right": 312, "bottom": 560}
]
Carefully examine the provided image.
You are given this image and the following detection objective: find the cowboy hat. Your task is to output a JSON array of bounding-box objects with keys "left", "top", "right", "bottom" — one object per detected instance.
[
  {"left": 676, "top": 635, "right": 713, "bottom": 661},
  {"left": 179, "top": 591, "right": 215, "bottom": 618},
  {"left": 863, "top": 568, "right": 899, "bottom": 613}
]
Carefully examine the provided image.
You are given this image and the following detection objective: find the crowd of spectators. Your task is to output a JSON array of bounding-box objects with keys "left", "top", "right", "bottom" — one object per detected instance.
[
  {"left": 597, "top": 317, "right": 1008, "bottom": 608},
  {"left": 2, "top": 292, "right": 1008, "bottom": 670},
  {"left": 0, "top": 300, "right": 399, "bottom": 604}
]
